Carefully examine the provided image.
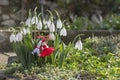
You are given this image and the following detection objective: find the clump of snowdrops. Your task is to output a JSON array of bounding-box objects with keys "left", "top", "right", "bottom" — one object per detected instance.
[{"left": 9, "top": 8, "right": 83, "bottom": 69}]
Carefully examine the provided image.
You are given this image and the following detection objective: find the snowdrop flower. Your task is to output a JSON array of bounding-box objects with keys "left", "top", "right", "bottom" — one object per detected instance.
[
  {"left": 49, "top": 22, "right": 55, "bottom": 32},
  {"left": 46, "top": 20, "right": 51, "bottom": 28},
  {"left": 25, "top": 17, "right": 31, "bottom": 27},
  {"left": 9, "top": 33, "right": 16, "bottom": 43},
  {"left": 91, "top": 14, "right": 103, "bottom": 24},
  {"left": 16, "top": 32, "right": 23, "bottom": 42},
  {"left": 44, "top": 25, "right": 48, "bottom": 29},
  {"left": 26, "top": 28, "right": 30, "bottom": 34},
  {"left": 37, "top": 20, "right": 42, "bottom": 30},
  {"left": 49, "top": 33, "right": 55, "bottom": 40},
  {"left": 31, "top": 16, "right": 38, "bottom": 24},
  {"left": 57, "top": 19, "right": 62, "bottom": 29},
  {"left": 43, "top": 19, "right": 48, "bottom": 29},
  {"left": 75, "top": 40, "right": 82, "bottom": 50},
  {"left": 60, "top": 27, "right": 67, "bottom": 36},
  {"left": 21, "top": 28, "right": 27, "bottom": 35},
  {"left": 43, "top": 19, "right": 47, "bottom": 25}
]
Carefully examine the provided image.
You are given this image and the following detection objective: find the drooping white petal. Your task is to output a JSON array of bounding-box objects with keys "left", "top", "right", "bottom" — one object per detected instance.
[
  {"left": 18, "top": 32, "right": 23, "bottom": 41},
  {"left": 75, "top": 41, "right": 78, "bottom": 49},
  {"left": 43, "top": 19, "right": 48, "bottom": 29},
  {"left": 26, "top": 28, "right": 30, "bottom": 34},
  {"left": 43, "top": 19, "right": 47, "bottom": 25},
  {"left": 75, "top": 40, "right": 82, "bottom": 50},
  {"left": 9, "top": 33, "right": 16, "bottom": 43},
  {"left": 21, "top": 28, "right": 27, "bottom": 35},
  {"left": 25, "top": 18, "right": 31, "bottom": 27},
  {"left": 15, "top": 34, "right": 18, "bottom": 42},
  {"left": 91, "top": 14, "right": 103, "bottom": 24},
  {"left": 37, "top": 20, "right": 42, "bottom": 30},
  {"left": 99, "top": 15, "right": 103, "bottom": 22},
  {"left": 31, "top": 16, "right": 38, "bottom": 24},
  {"left": 60, "top": 27, "right": 67, "bottom": 36},
  {"left": 57, "top": 19, "right": 62, "bottom": 29},
  {"left": 46, "top": 20, "right": 51, "bottom": 29},
  {"left": 16, "top": 32, "right": 23, "bottom": 42},
  {"left": 49, "top": 33, "right": 55, "bottom": 40},
  {"left": 44, "top": 25, "right": 48, "bottom": 29},
  {"left": 49, "top": 22, "right": 55, "bottom": 32}
]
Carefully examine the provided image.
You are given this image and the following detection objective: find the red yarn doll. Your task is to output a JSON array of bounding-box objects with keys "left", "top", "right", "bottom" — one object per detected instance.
[
  {"left": 32, "top": 34, "right": 54, "bottom": 57},
  {"left": 39, "top": 40, "right": 54, "bottom": 57}
]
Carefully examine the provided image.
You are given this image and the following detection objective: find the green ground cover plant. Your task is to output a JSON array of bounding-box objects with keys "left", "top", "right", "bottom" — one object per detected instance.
[{"left": 4, "top": 35, "right": 120, "bottom": 80}]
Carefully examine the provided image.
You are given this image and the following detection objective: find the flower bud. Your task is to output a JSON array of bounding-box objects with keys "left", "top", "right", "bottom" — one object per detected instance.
[
  {"left": 60, "top": 27, "right": 67, "bottom": 36},
  {"left": 31, "top": 16, "right": 38, "bottom": 24},
  {"left": 26, "top": 28, "right": 30, "bottom": 34},
  {"left": 16, "top": 32, "right": 23, "bottom": 42},
  {"left": 37, "top": 20, "right": 42, "bottom": 30},
  {"left": 10, "top": 33, "right": 16, "bottom": 43},
  {"left": 49, "top": 22, "right": 55, "bottom": 32},
  {"left": 75, "top": 40, "right": 82, "bottom": 50},
  {"left": 22, "top": 28, "right": 27, "bottom": 35},
  {"left": 25, "top": 18, "right": 31, "bottom": 27},
  {"left": 49, "top": 33, "right": 55, "bottom": 40},
  {"left": 57, "top": 19, "right": 62, "bottom": 29}
]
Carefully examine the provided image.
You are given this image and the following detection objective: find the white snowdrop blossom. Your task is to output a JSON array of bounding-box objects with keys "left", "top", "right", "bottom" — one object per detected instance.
[
  {"left": 10, "top": 33, "right": 16, "bottom": 43},
  {"left": 44, "top": 25, "right": 48, "bottom": 29},
  {"left": 21, "top": 28, "right": 27, "bottom": 35},
  {"left": 46, "top": 20, "right": 51, "bottom": 28},
  {"left": 60, "top": 27, "right": 67, "bottom": 36},
  {"left": 25, "top": 18, "right": 31, "bottom": 27},
  {"left": 37, "top": 20, "right": 42, "bottom": 30},
  {"left": 16, "top": 32, "right": 23, "bottom": 42},
  {"left": 75, "top": 40, "right": 82, "bottom": 50},
  {"left": 57, "top": 19, "right": 62, "bottom": 29},
  {"left": 43, "top": 19, "right": 48, "bottom": 29},
  {"left": 31, "top": 16, "right": 38, "bottom": 24},
  {"left": 15, "top": 34, "right": 18, "bottom": 42},
  {"left": 49, "top": 22, "right": 55, "bottom": 32},
  {"left": 43, "top": 19, "right": 47, "bottom": 25},
  {"left": 26, "top": 28, "right": 30, "bottom": 34},
  {"left": 49, "top": 33, "right": 55, "bottom": 40},
  {"left": 91, "top": 14, "right": 103, "bottom": 24}
]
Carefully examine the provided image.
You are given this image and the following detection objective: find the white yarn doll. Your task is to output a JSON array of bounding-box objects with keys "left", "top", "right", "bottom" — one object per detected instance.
[{"left": 32, "top": 40, "right": 42, "bottom": 55}]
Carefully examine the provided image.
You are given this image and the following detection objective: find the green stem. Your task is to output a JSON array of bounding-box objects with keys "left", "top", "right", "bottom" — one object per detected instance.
[
  {"left": 34, "top": 7, "right": 38, "bottom": 16},
  {"left": 47, "top": 10, "right": 53, "bottom": 21},
  {"left": 72, "top": 34, "right": 84, "bottom": 44},
  {"left": 54, "top": 10, "right": 60, "bottom": 19}
]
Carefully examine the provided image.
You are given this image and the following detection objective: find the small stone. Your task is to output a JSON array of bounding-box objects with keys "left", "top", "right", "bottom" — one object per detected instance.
[
  {"left": 2, "top": 14, "right": 10, "bottom": 20},
  {"left": 7, "top": 56, "right": 19, "bottom": 64},
  {"left": 0, "top": 32, "right": 8, "bottom": 42},
  {"left": 0, "top": 32, "right": 10, "bottom": 51},
  {"left": 0, "top": 0, "right": 9, "bottom": 6},
  {"left": 0, "top": 74, "right": 6, "bottom": 80},
  {"left": 1, "top": 20, "right": 15, "bottom": 26}
]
